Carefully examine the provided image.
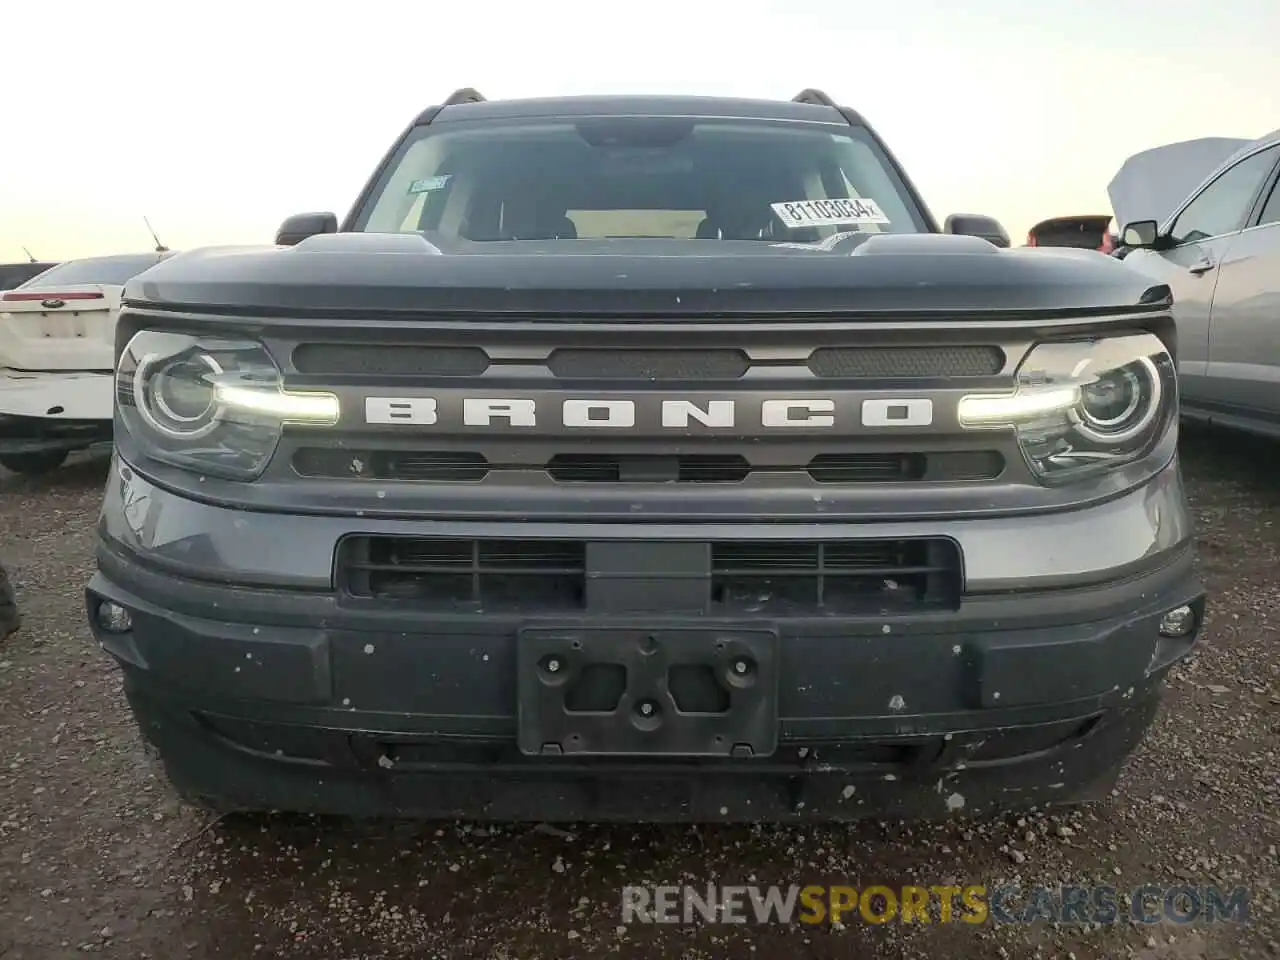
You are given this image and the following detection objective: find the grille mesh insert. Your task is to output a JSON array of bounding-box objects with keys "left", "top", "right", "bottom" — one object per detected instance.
[
  {"left": 292, "top": 344, "right": 490, "bottom": 377},
  {"left": 808, "top": 346, "right": 1004, "bottom": 378}
]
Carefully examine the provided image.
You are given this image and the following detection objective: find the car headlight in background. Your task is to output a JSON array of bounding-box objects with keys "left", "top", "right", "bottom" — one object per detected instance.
[
  {"left": 116, "top": 331, "right": 339, "bottom": 480},
  {"left": 957, "top": 332, "right": 1176, "bottom": 482}
]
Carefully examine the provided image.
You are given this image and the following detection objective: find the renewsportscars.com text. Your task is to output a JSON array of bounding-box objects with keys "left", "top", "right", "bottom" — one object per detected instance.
[{"left": 620, "top": 883, "right": 1250, "bottom": 926}]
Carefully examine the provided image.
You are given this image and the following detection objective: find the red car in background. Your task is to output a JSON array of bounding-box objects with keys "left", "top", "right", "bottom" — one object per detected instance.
[{"left": 1025, "top": 215, "right": 1118, "bottom": 254}]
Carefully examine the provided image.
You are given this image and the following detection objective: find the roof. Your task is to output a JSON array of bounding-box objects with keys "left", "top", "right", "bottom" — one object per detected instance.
[
  {"left": 1234, "top": 128, "right": 1280, "bottom": 154},
  {"left": 421, "top": 94, "right": 852, "bottom": 126},
  {"left": 61, "top": 252, "right": 173, "bottom": 266}
]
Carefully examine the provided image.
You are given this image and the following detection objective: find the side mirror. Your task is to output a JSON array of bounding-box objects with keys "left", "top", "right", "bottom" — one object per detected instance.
[
  {"left": 275, "top": 212, "right": 338, "bottom": 247},
  {"left": 1120, "top": 220, "right": 1160, "bottom": 249},
  {"left": 944, "top": 213, "right": 1011, "bottom": 248}
]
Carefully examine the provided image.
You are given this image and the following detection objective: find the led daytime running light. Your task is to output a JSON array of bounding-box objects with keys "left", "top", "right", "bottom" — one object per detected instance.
[
  {"left": 958, "top": 386, "right": 1080, "bottom": 426},
  {"left": 214, "top": 383, "right": 340, "bottom": 423}
]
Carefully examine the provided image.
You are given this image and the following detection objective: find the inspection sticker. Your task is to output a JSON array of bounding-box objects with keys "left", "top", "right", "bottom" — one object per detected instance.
[
  {"left": 408, "top": 175, "right": 451, "bottom": 194},
  {"left": 771, "top": 198, "right": 889, "bottom": 229}
]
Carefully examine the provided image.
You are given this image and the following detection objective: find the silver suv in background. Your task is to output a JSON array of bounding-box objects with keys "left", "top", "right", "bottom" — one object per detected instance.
[{"left": 1116, "top": 130, "right": 1280, "bottom": 440}]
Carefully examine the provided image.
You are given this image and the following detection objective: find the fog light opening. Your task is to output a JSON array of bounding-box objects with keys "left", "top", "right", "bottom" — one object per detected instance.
[
  {"left": 1158, "top": 604, "right": 1196, "bottom": 639},
  {"left": 95, "top": 600, "right": 133, "bottom": 634}
]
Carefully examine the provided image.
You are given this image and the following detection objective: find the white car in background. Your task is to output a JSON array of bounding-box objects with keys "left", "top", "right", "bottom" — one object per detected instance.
[{"left": 0, "top": 251, "right": 173, "bottom": 475}]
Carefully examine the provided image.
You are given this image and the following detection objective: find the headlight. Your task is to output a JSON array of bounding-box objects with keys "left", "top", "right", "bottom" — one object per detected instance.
[
  {"left": 117, "top": 331, "right": 339, "bottom": 480},
  {"left": 957, "top": 332, "right": 1175, "bottom": 482}
]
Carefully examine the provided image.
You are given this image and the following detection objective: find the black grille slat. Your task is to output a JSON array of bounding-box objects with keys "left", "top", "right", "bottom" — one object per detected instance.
[
  {"left": 679, "top": 456, "right": 751, "bottom": 483},
  {"left": 545, "top": 454, "right": 620, "bottom": 483},
  {"left": 387, "top": 452, "right": 489, "bottom": 482},
  {"left": 547, "top": 348, "right": 750, "bottom": 380},
  {"left": 808, "top": 346, "right": 1003, "bottom": 378},
  {"left": 292, "top": 344, "right": 490, "bottom": 377},
  {"left": 293, "top": 448, "right": 489, "bottom": 482},
  {"left": 295, "top": 449, "right": 1003, "bottom": 484},
  {"left": 807, "top": 451, "right": 1003, "bottom": 483},
  {"left": 807, "top": 453, "right": 925, "bottom": 483},
  {"left": 546, "top": 454, "right": 750, "bottom": 484}
]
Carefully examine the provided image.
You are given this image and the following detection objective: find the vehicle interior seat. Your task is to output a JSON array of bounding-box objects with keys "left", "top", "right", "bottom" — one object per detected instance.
[
  {"left": 502, "top": 197, "right": 578, "bottom": 240},
  {"left": 460, "top": 194, "right": 579, "bottom": 241},
  {"left": 695, "top": 202, "right": 774, "bottom": 241}
]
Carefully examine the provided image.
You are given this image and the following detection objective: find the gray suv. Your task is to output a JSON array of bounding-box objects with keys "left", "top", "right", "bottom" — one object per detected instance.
[
  {"left": 86, "top": 88, "right": 1205, "bottom": 823},
  {"left": 1117, "top": 129, "right": 1280, "bottom": 440}
]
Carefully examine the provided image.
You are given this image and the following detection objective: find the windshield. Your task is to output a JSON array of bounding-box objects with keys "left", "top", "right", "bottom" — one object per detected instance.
[
  {"left": 19, "top": 254, "right": 168, "bottom": 288},
  {"left": 355, "top": 116, "right": 929, "bottom": 243},
  {"left": 0, "top": 263, "right": 57, "bottom": 289}
]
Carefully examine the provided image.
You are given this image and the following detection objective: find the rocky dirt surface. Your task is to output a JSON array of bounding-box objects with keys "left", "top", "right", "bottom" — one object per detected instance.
[{"left": 1, "top": 428, "right": 1276, "bottom": 959}]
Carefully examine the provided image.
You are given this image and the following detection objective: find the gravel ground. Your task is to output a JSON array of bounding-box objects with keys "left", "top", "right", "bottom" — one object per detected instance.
[{"left": 1, "top": 427, "right": 1277, "bottom": 960}]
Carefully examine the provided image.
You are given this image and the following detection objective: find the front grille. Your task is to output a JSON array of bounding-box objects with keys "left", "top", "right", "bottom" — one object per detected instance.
[
  {"left": 710, "top": 539, "right": 961, "bottom": 613},
  {"left": 340, "top": 537, "right": 587, "bottom": 611},
  {"left": 287, "top": 342, "right": 1005, "bottom": 379},
  {"left": 294, "top": 448, "right": 1004, "bottom": 484},
  {"left": 339, "top": 536, "right": 961, "bottom": 614},
  {"left": 808, "top": 346, "right": 1004, "bottom": 378},
  {"left": 292, "top": 344, "right": 490, "bottom": 377}
]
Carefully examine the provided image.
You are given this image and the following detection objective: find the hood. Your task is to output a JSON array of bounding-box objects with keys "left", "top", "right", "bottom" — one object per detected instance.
[
  {"left": 1107, "top": 136, "right": 1255, "bottom": 230},
  {"left": 124, "top": 231, "right": 1168, "bottom": 317}
]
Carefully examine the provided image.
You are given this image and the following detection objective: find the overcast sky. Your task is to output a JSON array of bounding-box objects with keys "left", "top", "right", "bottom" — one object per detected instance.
[{"left": 2, "top": 0, "right": 1276, "bottom": 261}]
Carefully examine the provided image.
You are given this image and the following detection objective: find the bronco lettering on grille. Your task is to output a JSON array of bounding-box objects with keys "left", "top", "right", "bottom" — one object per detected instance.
[{"left": 362, "top": 397, "right": 935, "bottom": 429}]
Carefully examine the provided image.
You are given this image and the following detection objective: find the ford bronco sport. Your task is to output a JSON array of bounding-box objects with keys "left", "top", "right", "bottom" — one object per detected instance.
[{"left": 86, "top": 88, "right": 1205, "bottom": 822}]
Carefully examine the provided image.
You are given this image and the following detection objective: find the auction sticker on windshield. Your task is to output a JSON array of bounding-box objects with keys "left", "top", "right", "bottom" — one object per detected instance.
[
  {"left": 771, "top": 198, "right": 890, "bottom": 229},
  {"left": 408, "top": 175, "right": 452, "bottom": 194}
]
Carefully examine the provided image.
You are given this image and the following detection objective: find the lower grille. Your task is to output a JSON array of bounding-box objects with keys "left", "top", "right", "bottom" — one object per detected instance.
[
  {"left": 340, "top": 537, "right": 587, "bottom": 611},
  {"left": 294, "top": 448, "right": 1004, "bottom": 484},
  {"left": 339, "top": 536, "right": 962, "bottom": 614},
  {"left": 546, "top": 453, "right": 750, "bottom": 483},
  {"left": 710, "top": 539, "right": 961, "bottom": 613}
]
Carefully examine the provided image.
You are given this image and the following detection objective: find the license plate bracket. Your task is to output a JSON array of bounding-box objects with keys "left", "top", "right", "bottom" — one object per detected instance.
[{"left": 516, "top": 626, "right": 779, "bottom": 758}]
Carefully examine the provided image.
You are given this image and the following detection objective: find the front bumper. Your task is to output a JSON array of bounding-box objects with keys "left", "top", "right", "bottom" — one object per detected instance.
[
  {"left": 87, "top": 457, "right": 1206, "bottom": 821},
  {"left": 0, "top": 371, "right": 113, "bottom": 454}
]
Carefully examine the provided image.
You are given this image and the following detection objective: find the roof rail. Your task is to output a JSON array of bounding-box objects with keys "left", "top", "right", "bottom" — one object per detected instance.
[
  {"left": 444, "top": 87, "right": 486, "bottom": 105},
  {"left": 792, "top": 88, "right": 836, "bottom": 106}
]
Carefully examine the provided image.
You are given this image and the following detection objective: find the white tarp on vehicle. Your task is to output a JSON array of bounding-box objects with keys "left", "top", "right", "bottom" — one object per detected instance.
[{"left": 1107, "top": 136, "right": 1255, "bottom": 231}]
